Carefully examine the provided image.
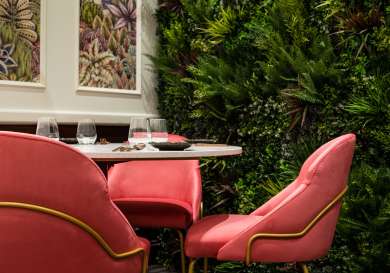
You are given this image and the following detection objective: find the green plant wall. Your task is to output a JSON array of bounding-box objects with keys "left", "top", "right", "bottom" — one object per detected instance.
[{"left": 155, "top": 0, "right": 390, "bottom": 272}]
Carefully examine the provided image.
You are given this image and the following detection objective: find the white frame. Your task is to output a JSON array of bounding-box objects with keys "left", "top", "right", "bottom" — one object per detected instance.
[
  {"left": 0, "top": 0, "right": 46, "bottom": 89},
  {"left": 75, "top": 0, "right": 142, "bottom": 96}
]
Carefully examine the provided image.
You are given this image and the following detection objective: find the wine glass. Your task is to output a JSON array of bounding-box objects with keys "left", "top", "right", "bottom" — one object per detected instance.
[
  {"left": 36, "top": 117, "right": 60, "bottom": 141},
  {"left": 149, "top": 118, "right": 168, "bottom": 143},
  {"left": 128, "top": 117, "right": 150, "bottom": 144},
  {"left": 76, "top": 119, "right": 97, "bottom": 145}
]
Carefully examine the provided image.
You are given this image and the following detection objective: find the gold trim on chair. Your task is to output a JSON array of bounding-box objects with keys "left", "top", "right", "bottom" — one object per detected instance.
[
  {"left": 188, "top": 258, "right": 198, "bottom": 273},
  {"left": 0, "top": 202, "right": 148, "bottom": 273},
  {"left": 200, "top": 201, "right": 204, "bottom": 219},
  {"left": 298, "top": 262, "right": 310, "bottom": 273},
  {"left": 176, "top": 229, "right": 187, "bottom": 273},
  {"left": 245, "top": 186, "right": 348, "bottom": 265}
]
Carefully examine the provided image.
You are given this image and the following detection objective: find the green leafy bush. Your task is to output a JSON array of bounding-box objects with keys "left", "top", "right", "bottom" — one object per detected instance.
[{"left": 155, "top": 0, "right": 390, "bottom": 272}]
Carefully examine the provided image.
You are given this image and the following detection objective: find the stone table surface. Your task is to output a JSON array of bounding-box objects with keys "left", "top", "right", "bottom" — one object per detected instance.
[{"left": 71, "top": 143, "right": 243, "bottom": 162}]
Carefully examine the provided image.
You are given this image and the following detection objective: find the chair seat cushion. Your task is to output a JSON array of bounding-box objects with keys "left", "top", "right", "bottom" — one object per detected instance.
[
  {"left": 185, "top": 214, "right": 262, "bottom": 258},
  {"left": 113, "top": 197, "right": 194, "bottom": 229}
]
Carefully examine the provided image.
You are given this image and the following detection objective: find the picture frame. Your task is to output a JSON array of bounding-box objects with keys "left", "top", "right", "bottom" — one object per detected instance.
[
  {"left": 0, "top": 0, "right": 46, "bottom": 89},
  {"left": 76, "top": 0, "right": 142, "bottom": 95}
]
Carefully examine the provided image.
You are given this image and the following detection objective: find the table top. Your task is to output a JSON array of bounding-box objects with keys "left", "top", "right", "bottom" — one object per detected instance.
[{"left": 71, "top": 143, "right": 242, "bottom": 161}]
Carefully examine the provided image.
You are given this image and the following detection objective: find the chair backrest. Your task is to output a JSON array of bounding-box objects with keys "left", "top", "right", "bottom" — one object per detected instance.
[
  {"left": 252, "top": 134, "right": 356, "bottom": 217},
  {"left": 218, "top": 134, "right": 356, "bottom": 262},
  {"left": 108, "top": 159, "right": 202, "bottom": 216},
  {"left": 0, "top": 132, "right": 144, "bottom": 273},
  {"left": 168, "top": 134, "right": 188, "bottom": 142}
]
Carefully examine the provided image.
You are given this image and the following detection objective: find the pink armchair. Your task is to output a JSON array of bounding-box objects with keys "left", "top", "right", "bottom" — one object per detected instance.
[
  {"left": 0, "top": 132, "right": 149, "bottom": 273},
  {"left": 108, "top": 134, "right": 202, "bottom": 273},
  {"left": 108, "top": 160, "right": 202, "bottom": 229},
  {"left": 185, "top": 134, "right": 356, "bottom": 273}
]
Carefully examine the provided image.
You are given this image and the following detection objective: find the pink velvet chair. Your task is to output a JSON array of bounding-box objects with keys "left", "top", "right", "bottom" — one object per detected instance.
[
  {"left": 0, "top": 132, "right": 149, "bottom": 273},
  {"left": 185, "top": 134, "right": 356, "bottom": 273},
  {"left": 108, "top": 134, "right": 202, "bottom": 273}
]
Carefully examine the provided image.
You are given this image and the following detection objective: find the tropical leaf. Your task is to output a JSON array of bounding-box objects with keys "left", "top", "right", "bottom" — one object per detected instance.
[
  {"left": 346, "top": 75, "right": 390, "bottom": 123},
  {"left": 0, "top": 0, "right": 38, "bottom": 46},
  {"left": 203, "top": 7, "right": 240, "bottom": 45},
  {"left": 79, "top": 39, "right": 115, "bottom": 88}
]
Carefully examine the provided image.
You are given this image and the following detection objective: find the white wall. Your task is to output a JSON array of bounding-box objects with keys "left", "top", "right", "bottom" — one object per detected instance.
[{"left": 0, "top": 0, "right": 159, "bottom": 125}]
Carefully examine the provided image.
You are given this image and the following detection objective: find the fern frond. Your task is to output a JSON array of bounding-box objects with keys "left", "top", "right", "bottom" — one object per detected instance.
[
  {"left": 346, "top": 75, "right": 390, "bottom": 121},
  {"left": 203, "top": 7, "right": 238, "bottom": 45}
]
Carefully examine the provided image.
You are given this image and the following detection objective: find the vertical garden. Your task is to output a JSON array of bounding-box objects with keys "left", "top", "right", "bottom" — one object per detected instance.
[{"left": 154, "top": 0, "right": 389, "bottom": 272}]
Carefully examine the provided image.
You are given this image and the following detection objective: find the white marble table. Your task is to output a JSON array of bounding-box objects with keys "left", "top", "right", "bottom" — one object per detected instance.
[{"left": 71, "top": 143, "right": 242, "bottom": 162}]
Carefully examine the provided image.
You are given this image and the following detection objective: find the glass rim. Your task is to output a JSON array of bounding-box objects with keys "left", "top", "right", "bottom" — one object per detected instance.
[
  {"left": 37, "top": 117, "right": 57, "bottom": 121},
  {"left": 78, "top": 118, "right": 96, "bottom": 122},
  {"left": 129, "top": 117, "right": 148, "bottom": 121}
]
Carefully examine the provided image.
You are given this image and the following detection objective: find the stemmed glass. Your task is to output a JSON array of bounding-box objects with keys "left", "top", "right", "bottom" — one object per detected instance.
[
  {"left": 128, "top": 118, "right": 150, "bottom": 144},
  {"left": 36, "top": 117, "right": 60, "bottom": 141},
  {"left": 76, "top": 119, "right": 97, "bottom": 144},
  {"left": 149, "top": 118, "right": 168, "bottom": 143}
]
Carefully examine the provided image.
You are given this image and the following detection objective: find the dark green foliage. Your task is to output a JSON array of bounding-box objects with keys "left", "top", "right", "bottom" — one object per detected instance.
[
  {"left": 338, "top": 164, "right": 390, "bottom": 272},
  {"left": 183, "top": 56, "right": 252, "bottom": 121},
  {"left": 155, "top": 0, "right": 389, "bottom": 272},
  {"left": 346, "top": 74, "right": 390, "bottom": 162}
]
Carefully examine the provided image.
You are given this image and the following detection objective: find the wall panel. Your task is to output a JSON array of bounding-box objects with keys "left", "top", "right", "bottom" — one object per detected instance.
[{"left": 0, "top": 0, "right": 158, "bottom": 125}]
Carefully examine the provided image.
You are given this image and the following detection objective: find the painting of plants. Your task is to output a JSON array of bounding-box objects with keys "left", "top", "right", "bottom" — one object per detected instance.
[
  {"left": 0, "top": 0, "right": 41, "bottom": 83},
  {"left": 79, "top": 0, "right": 137, "bottom": 90}
]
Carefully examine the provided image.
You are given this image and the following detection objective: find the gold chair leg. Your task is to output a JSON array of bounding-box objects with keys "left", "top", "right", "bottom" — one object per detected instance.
[
  {"left": 203, "top": 257, "right": 208, "bottom": 273},
  {"left": 142, "top": 251, "right": 149, "bottom": 273},
  {"left": 188, "top": 258, "right": 198, "bottom": 273},
  {"left": 298, "top": 263, "right": 310, "bottom": 273},
  {"left": 176, "top": 229, "right": 186, "bottom": 273}
]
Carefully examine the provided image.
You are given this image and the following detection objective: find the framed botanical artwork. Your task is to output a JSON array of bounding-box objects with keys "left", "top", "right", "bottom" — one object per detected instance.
[
  {"left": 77, "top": 0, "right": 141, "bottom": 95},
  {"left": 0, "top": 0, "right": 46, "bottom": 88}
]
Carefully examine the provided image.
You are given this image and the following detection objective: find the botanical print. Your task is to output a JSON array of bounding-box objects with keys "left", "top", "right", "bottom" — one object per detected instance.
[
  {"left": 0, "top": 0, "right": 41, "bottom": 82},
  {"left": 79, "top": 0, "right": 137, "bottom": 90}
]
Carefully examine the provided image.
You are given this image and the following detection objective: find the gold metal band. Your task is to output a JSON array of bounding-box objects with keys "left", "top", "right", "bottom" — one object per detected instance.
[
  {"left": 0, "top": 202, "right": 148, "bottom": 273},
  {"left": 176, "top": 229, "right": 187, "bottom": 273},
  {"left": 298, "top": 263, "right": 310, "bottom": 273},
  {"left": 245, "top": 186, "right": 348, "bottom": 265},
  {"left": 188, "top": 258, "right": 198, "bottom": 273}
]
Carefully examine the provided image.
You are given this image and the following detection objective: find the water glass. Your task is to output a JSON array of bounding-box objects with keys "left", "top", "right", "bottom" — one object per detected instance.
[
  {"left": 36, "top": 117, "right": 60, "bottom": 140},
  {"left": 128, "top": 117, "right": 150, "bottom": 144},
  {"left": 149, "top": 118, "right": 168, "bottom": 143},
  {"left": 76, "top": 119, "right": 97, "bottom": 144}
]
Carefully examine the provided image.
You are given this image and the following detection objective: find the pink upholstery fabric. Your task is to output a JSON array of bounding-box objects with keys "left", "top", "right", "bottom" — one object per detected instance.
[
  {"left": 108, "top": 159, "right": 202, "bottom": 229},
  {"left": 185, "top": 134, "right": 356, "bottom": 263},
  {"left": 185, "top": 215, "right": 262, "bottom": 258},
  {"left": 251, "top": 180, "right": 299, "bottom": 216},
  {"left": 168, "top": 134, "right": 188, "bottom": 142},
  {"left": 114, "top": 197, "right": 193, "bottom": 229},
  {"left": 0, "top": 132, "right": 148, "bottom": 273},
  {"left": 138, "top": 237, "right": 151, "bottom": 254}
]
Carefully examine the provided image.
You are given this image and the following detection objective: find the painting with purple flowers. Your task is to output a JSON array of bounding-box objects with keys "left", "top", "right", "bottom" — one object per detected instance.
[{"left": 79, "top": 0, "right": 138, "bottom": 91}]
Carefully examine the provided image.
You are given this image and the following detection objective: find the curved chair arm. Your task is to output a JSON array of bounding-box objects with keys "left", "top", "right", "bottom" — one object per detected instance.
[
  {"left": 245, "top": 187, "right": 348, "bottom": 265},
  {"left": 0, "top": 202, "right": 149, "bottom": 273}
]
